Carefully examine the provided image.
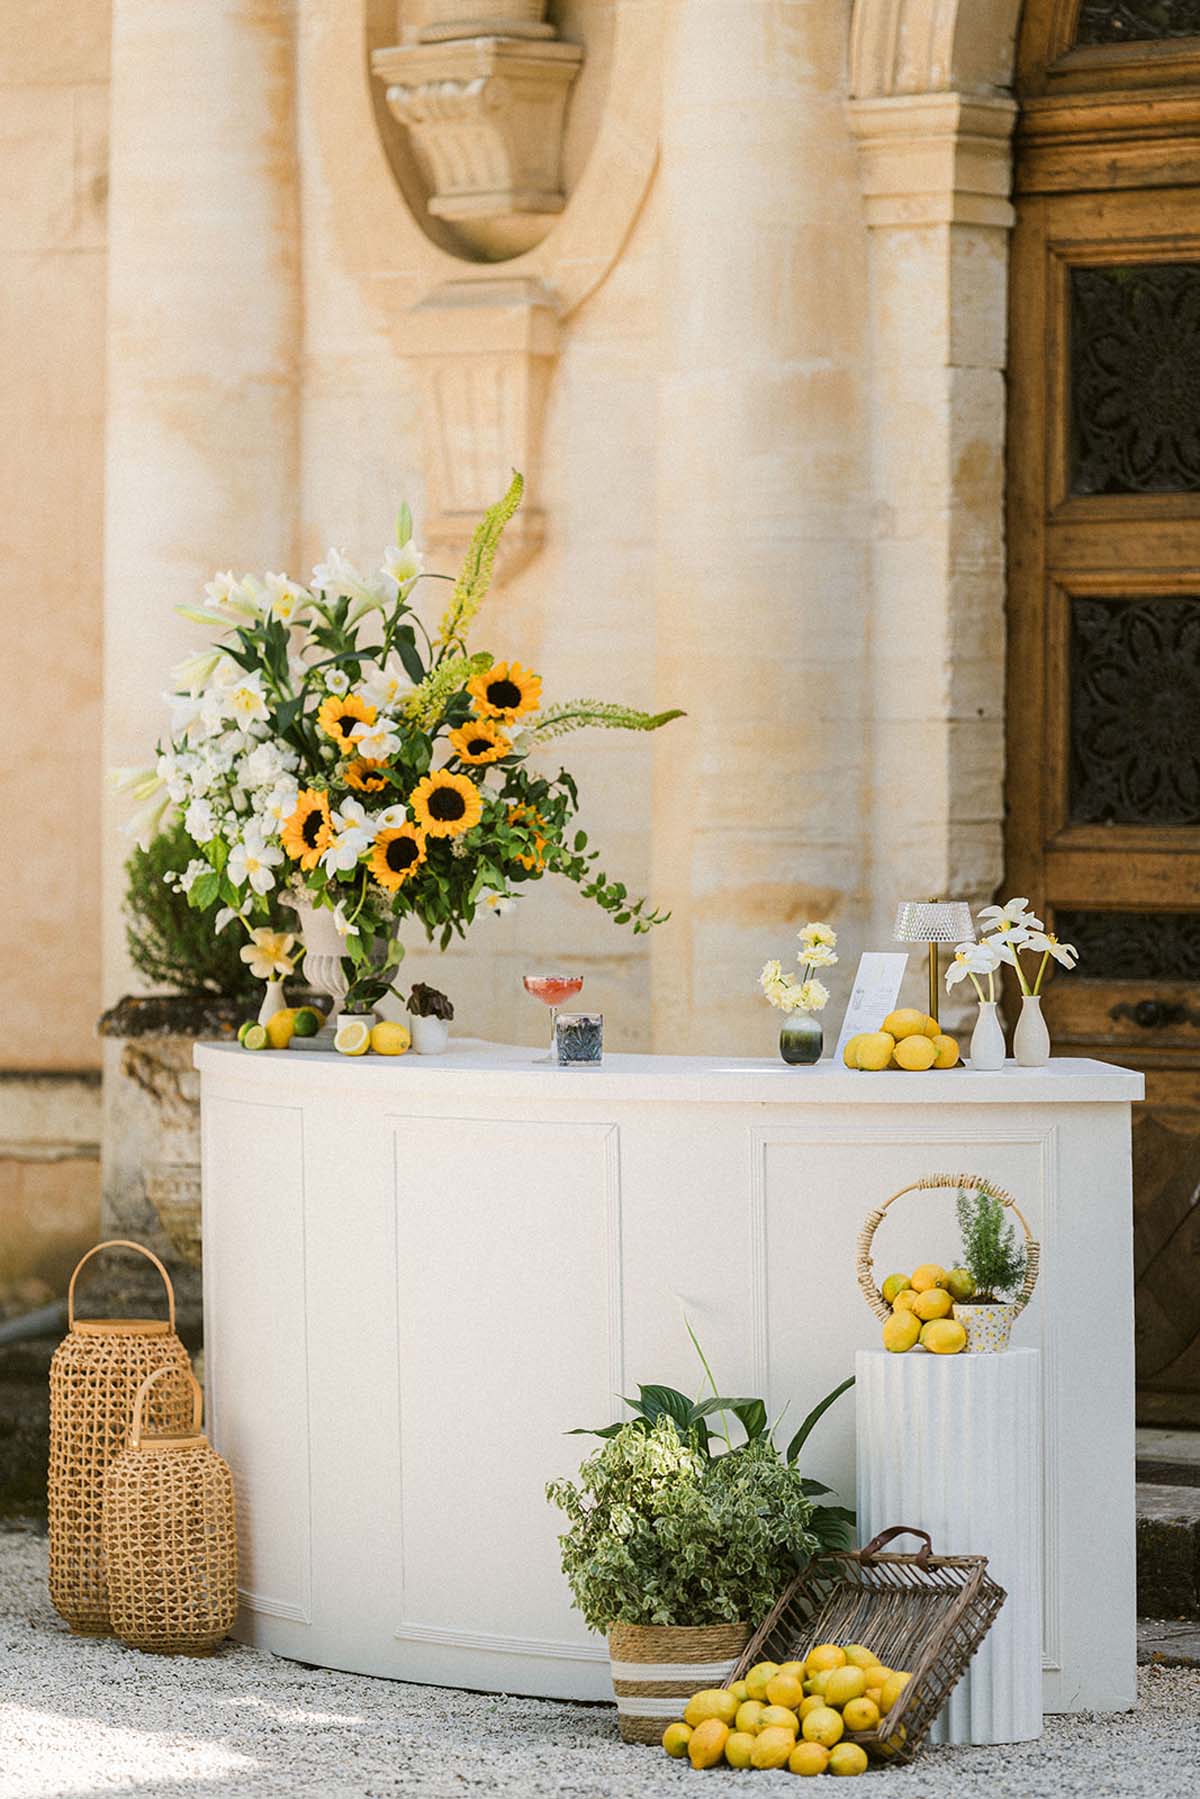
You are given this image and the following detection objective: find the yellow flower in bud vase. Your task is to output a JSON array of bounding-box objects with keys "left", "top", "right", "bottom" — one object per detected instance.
[
  {"left": 448, "top": 718, "right": 512, "bottom": 766},
  {"left": 410, "top": 770, "right": 483, "bottom": 838},
  {"left": 317, "top": 690, "right": 376, "bottom": 751},
  {"left": 281, "top": 789, "right": 333, "bottom": 870},
  {"left": 467, "top": 659, "right": 542, "bottom": 722},
  {"left": 344, "top": 758, "right": 389, "bottom": 793},
  {"left": 370, "top": 824, "right": 427, "bottom": 891},
  {"left": 239, "top": 928, "right": 298, "bottom": 981}
]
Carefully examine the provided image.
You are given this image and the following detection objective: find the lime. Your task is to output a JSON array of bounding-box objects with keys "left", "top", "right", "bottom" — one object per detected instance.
[
  {"left": 292, "top": 1007, "right": 322, "bottom": 1038},
  {"left": 242, "top": 1024, "right": 269, "bottom": 1051},
  {"left": 237, "top": 1021, "right": 255, "bottom": 1044}
]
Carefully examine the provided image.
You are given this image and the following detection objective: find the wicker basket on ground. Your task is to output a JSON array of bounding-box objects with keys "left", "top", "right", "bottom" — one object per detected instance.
[
  {"left": 103, "top": 1365, "right": 238, "bottom": 1655},
  {"left": 608, "top": 1621, "right": 752, "bottom": 1744},
  {"left": 730, "top": 1527, "right": 1005, "bottom": 1765},
  {"left": 48, "top": 1240, "right": 193, "bottom": 1634}
]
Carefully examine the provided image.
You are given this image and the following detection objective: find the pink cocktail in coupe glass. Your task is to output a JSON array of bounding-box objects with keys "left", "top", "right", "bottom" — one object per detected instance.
[{"left": 523, "top": 973, "right": 584, "bottom": 1062}]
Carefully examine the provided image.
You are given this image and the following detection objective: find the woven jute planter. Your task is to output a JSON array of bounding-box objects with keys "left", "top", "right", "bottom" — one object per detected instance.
[
  {"left": 103, "top": 1366, "right": 238, "bottom": 1655},
  {"left": 48, "top": 1241, "right": 193, "bottom": 1635},
  {"left": 607, "top": 1621, "right": 751, "bottom": 1744}
]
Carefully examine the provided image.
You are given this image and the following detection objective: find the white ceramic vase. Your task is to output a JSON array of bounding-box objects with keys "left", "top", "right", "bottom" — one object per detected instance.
[
  {"left": 953, "top": 1301, "right": 1017, "bottom": 1354},
  {"left": 1013, "top": 993, "right": 1051, "bottom": 1068},
  {"left": 257, "top": 980, "right": 288, "bottom": 1026},
  {"left": 970, "top": 1000, "right": 1006, "bottom": 1071},
  {"left": 411, "top": 1014, "right": 450, "bottom": 1056}
]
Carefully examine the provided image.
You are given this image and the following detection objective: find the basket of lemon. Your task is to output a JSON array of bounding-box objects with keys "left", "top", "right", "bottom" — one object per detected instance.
[
  {"left": 856, "top": 1173, "right": 1039, "bottom": 1357},
  {"left": 662, "top": 1527, "right": 1004, "bottom": 1773}
]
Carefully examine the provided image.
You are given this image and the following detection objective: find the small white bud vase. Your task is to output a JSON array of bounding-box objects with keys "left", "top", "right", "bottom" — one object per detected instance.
[
  {"left": 969, "top": 1000, "right": 1006, "bottom": 1071},
  {"left": 411, "top": 1014, "right": 450, "bottom": 1056},
  {"left": 1013, "top": 993, "right": 1051, "bottom": 1068},
  {"left": 953, "top": 1301, "right": 1016, "bottom": 1354},
  {"left": 257, "top": 980, "right": 287, "bottom": 1026}
]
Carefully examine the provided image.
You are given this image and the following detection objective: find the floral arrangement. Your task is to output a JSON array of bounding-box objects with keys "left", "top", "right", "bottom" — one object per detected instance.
[
  {"left": 945, "top": 897, "right": 1079, "bottom": 1003},
  {"left": 118, "top": 477, "right": 682, "bottom": 1011},
  {"left": 759, "top": 922, "right": 838, "bottom": 1014}
]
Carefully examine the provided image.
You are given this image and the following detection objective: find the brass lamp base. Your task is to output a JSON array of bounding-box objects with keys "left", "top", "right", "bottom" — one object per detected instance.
[{"left": 928, "top": 944, "right": 939, "bottom": 1028}]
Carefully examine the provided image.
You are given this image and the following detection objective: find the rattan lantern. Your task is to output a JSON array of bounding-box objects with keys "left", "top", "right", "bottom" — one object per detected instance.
[
  {"left": 103, "top": 1366, "right": 238, "bottom": 1655},
  {"left": 48, "top": 1240, "right": 193, "bottom": 1634}
]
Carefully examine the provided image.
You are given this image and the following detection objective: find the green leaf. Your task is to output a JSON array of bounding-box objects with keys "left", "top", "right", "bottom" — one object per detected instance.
[
  {"left": 630, "top": 1385, "right": 694, "bottom": 1432},
  {"left": 186, "top": 870, "right": 220, "bottom": 911},
  {"left": 785, "top": 1375, "right": 855, "bottom": 1466},
  {"left": 393, "top": 626, "right": 425, "bottom": 685}
]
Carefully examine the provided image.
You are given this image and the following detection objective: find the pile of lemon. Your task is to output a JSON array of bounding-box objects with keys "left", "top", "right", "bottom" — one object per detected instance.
[
  {"left": 237, "top": 1009, "right": 411, "bottom": 1057},
  {"left": 663, "top": 1644, "right": 911, "bottom": 1776},
  {"left": 843, "top": 1010, "right": 958, "bottom": 1073},
  {"left": 880, "top": 1263, "right": 973, "bottom": 1355}
]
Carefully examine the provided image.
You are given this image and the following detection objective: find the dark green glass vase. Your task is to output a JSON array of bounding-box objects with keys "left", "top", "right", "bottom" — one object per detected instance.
[{"left": 779, "top": 1011, "right": 823, "bottom": 1066}]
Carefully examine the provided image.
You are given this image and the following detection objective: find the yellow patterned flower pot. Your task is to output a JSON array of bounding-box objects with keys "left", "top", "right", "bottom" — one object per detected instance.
[{"left": 952, "top": 1302, "right": 1016, "bottom": 1354}]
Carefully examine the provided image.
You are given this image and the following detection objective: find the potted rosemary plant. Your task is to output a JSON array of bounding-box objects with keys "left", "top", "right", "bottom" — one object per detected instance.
[{"left": 951, "top": 1182, "right": 1029, "bottom": 1353}]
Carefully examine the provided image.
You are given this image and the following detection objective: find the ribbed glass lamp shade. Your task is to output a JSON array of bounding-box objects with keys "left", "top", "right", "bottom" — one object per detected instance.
[{"left": 893, "top": 901, "right": 975, "bottom": 945}]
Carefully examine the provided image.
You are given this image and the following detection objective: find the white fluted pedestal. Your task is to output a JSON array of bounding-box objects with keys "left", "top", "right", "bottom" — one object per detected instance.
[{"left": 856, "top": 1347, "right": 1042, "bottom": 1745}]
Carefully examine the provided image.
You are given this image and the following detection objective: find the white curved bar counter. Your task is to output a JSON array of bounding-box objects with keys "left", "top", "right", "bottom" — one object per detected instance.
[{"left": 196, "top": 1040, "right": 1141, "bottom": 1712}]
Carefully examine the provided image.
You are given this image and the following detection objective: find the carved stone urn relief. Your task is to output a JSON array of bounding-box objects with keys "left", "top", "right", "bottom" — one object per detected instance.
[{"left": 367, "top": 2, "right": 660, "bottom": 572}]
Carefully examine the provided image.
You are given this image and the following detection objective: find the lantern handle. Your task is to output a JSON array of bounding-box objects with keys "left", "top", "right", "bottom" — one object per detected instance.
[
  {"left": 68, "top": 1239, "right": 176, "bottom": 1333},
  {"left": 130, "top": 1366, "right": 203, "bottom": 1448}
]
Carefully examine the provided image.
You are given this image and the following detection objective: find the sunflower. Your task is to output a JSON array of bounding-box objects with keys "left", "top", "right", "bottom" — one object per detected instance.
[
  {"left": 281, "top": 789, "right": 333, "bottom": 870},
  {"left": 370, "top": 824, "right": 427, "bottom": 892},
  {"left": 466, "top": 660, "right": 542, "bottom": 722},
  {"left": 345, "top": 758, "right": 390, "bottom": 793},
  {"left": 448, "top": 718, "right": 511, "bottom": 766},
  {"left": 317, "top": 690, "right": 376, "bottom": 751},
  {"left": 410, "top": 769, "right": 484, "bottom": 838},
  {"left": 507, "top": 802, "right": 549, "bottom": 871}
]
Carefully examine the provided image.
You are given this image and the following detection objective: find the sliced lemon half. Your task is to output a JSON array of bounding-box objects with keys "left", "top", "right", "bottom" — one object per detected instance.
[{"left": 334, "top": 1019, "right": 372, "bottom": 1057}]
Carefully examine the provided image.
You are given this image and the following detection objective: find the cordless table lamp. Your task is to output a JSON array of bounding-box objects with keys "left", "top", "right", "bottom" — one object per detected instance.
[{"left": 893, "top": 899, "right": 975, "bottom": 1028}]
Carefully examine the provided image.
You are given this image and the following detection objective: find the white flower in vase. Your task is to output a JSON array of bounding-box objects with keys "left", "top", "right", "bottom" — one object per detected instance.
[
  {"left": 946, "top": 938, "right": 1003, "bottom": 997},
  {"left": 799, "top": 921, "right": 838, "bottom": 950},
  {"left": 799, "top": 940, "right": 838, "bottom": 970},
  {"left": 239, "top": 928, "right": 298, "bottom": 981},
  {"left": 796, "top": 978, "right": 830, "bottom": 1013}
]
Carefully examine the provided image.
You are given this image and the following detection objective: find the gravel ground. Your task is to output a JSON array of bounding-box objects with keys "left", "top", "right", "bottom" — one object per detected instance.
[{"left": 2, "top": 1522, "right": 1198, "bottom": 1799}]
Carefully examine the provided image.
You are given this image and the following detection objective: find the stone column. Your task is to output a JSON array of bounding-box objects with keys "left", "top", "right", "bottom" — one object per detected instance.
[
  {"left": 651, "top": 0, "right": 873, "bottom": 1054},
  {"left": 847, "top": 92, "right": 1016, "bottom": 986},
  {"left": 101, "top": 0, "right": 302, "bottom": 1322}
]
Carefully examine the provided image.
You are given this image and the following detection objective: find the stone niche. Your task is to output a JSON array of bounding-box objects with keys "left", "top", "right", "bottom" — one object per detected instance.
[{"left": 373, "top": 2, "right": 584, "bottom": 259}]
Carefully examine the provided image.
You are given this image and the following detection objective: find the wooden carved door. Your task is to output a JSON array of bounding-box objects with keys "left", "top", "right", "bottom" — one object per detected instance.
[{"left": 1008, "top": 1, "right": 1200, "bottom": 1425}]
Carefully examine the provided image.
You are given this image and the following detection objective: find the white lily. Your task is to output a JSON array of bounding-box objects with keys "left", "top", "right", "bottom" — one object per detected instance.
[
  {"left": 1023, "top": 929, "right": 1080, "bottom": 994},
  {"left": 349, "top": 719, "right": 403, "bottom": 762},
  {"left": 264, "top": 571, "right": 314, "bottom": 625},
  {"left": 374, "top": 803, "right": 411, "bottom": 830},
  {"left": 220, "top": 671, "right": 270, "bottom": 730},
  {"left": 333, "top": 901, "right": 360, "bottom": 939},
  {"left": 202, "top": 570, "right": 262, "bottom": 622},
  {"left": 311, "top": 548, "right": 378, "bottom": 608},
  {"left": 171, "top": 647, "right": 226, "bottom": 693},
  {"left": 239, "top": 927, "right": 297, "bottom": 981},
  {"left": 228, "top": 826, "right": 284, "bottom": 895},
  {"left": 359, "top": 651, "right": 416, "bottom": 713},
  {"left": 111, "top": 765, "right": 163, "bottom": 803},
  {"left": 383, "top": 539, "right": 424, "bottom": 589},
  {"left": 320, "top": 798, "right": 376, "bottom": 876}
]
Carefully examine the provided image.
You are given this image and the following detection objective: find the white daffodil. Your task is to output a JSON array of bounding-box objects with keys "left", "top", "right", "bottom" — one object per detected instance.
[
  {"left": 478, "top": 887, "right": 516, "bottom": 917},
  {"left": 349, "top": 719, "right": 403, "bottom": 762},
  {"left": 239, "top": 927, "right": 297, "bottom": 981},
  {"left": 185, "top": 796, "right": 216, "bottom": 843},
  {"left": 978, "top": 896, "right": 1042, "bottom": 935},
  {"left": 799, "top": 941, "right": 838, "bottom": 970},
  {"left": 359, "top": 651, "right": 415, "bottom": 713},
  {"left": 383, "top": 539, "right": 424, "bottom": 589},
  {"left": 320, "top": 798, "right": 376, "bottom": 876},
  {"left": 797, "top": 978, "right": 830, "bottom": 1013},
  {"left": 228, "top": 826, "right": 284, "bottom": 895},
  {"left": 1025, "top": 930, "right": 1079, "bottom": 970},
  {"left": 799, "top": 921, "right": 837, "bottom": 950},
  {"left": 333, "top": 902, "right": 360, "bottom": 939},
  {"left": 264, "top": 571, "right": 314, "bottom": 625}
]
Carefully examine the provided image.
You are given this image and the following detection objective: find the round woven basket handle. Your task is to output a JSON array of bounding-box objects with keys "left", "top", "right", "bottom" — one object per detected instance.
[
  {"left": 68, "top": 1238, "right": 176, "bottom": 1332},
  {"left": 859, "top": 1525, "right": 933, "bottom": 1566},
  {"left": 130, "top": 1365, "right": 202, "bottom": 1448},
  {"left": 855, "top": 1173, "right": 1040, "bottom": 1322}
]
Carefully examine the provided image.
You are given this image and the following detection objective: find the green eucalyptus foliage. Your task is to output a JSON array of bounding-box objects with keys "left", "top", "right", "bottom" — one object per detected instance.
[{"left": 956, "top": 1183, "right": 1027, "bottom": 1302}]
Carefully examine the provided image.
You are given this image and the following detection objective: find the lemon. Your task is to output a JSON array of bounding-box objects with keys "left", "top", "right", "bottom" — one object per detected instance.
[
  {"left": 881, "top": 1273, "right": 911, "bottom": 1305},
  {"left": 333, "top": 1019, "right": 371, "bottom": 1057},
  {"left": 910, "top": 1262, "right": 947, "bottom": 1292},
  {"left": 760, "top": 1705, "right": 799, "bottom": 1734},
  {"left": 892, "top": 1288, "right": 921, "bottom": 1315},
  {"left": 828, "top": 1741, "right": 869, "bottom": 1775},
  {"left": 724, "top": 1730, "right": 755, "bottom": 1769},
  {"left": 882, "top": 1008, "right": 928, "bottom": 1040},
  {"left": 266, "top": 1008, "right": 298, "bottom": 1049},
  {"left": 728, "top": 1680, "right": 749, "bottom": 1705},
  {"left": 683, "top": 1689, "right": 739, "bottom": 1729},
  {"left": 931, "top": 1032, "right": 960, "bottom": 1068},
  {"left": 913, "top": 1286, "right": 953, "bottom": 1322},
  {"left": 779, "top": 1661, "right": 807, "bottom": 1680},
  {"left": 807, "top": 1670, "right": 834, "bottom": 1698},
  {"left": 893, "top": 1034, "right": 937, "bottom": 1071},
  {"left": 744, "top": 1660, "right": 781, "bottom": 1702},
  {"left": 799, "top": 1694, "right": 827, "bottom": 1720},
  {"left": 920, "top": 1317, "right": 966, "bottom": 1354},
  {"left": 842, "top": 1033, "right": 867, "bottom": 1068},
  {"left": 854, "top": 1031, "right": 895, "bottom": 1071},
  {"left": 879, "top": 1672, "right": 911, "bottom": 1713},
  {"left": 292, "top": 1006, "right": 322, "bottom": 1038},
  {"left": 801, "top": 1705, "right": 844, "bottom": 1748},
  {"left": 765, "top": 1672, "right": 805, "bottom": 1710},
  {"left": 241, "top": 1023, "right": 269, "bottom": 1051},
  {"left": 750, "top": 1726, "right": 796, "bottom": 1770},
  {"left": 805, "top": 1645, "right": 846, "bottom": 1677},
  {"left": 864, "top": 1686, "right": 883, "bottom": 1710},
  {"left": 688, "top": 1718, "right": 729, "bottom": 1769},
  {"left": 789, "top": 1741, "right": 830, "bottom": 1776},
  {"left": 824, "top": 1666, "right": 867, "bottom": 1709},
  {"left": 921, "top": 1014, "right": 941, "bottom": 1039},
  {"left": 735, "top": 1700, "right": 765, "bottom": 1735},
  {"left": 370, "top": 1020, "right": 411, "bottom": 1057},
  {"left": 882, "top": 1310, "right": 921, "bottom": 1353},
  {"left": 662, "top": 1721, "right": 692, "bottom": 1759},
  {"left": 842, "top": 1645, "right": 875, "bottom": 1669},
  {"left": 842, "top": 1697, "right": 880, "bottom": 1733},
  {"left": 945, "top": 1265, "right": 975, "bottom": 1301}
]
